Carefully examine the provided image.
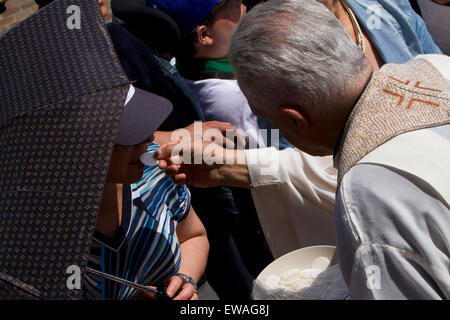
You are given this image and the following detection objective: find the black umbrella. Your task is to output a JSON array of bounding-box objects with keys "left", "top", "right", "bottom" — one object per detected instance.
[{"left": 0, "top": 0, "right": 144, "bottom": 299}]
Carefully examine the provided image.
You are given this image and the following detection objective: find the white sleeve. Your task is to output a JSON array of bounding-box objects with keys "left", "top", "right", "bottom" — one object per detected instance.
[{"left": 244, "top": 147, "right": 337, "bottom": 258}]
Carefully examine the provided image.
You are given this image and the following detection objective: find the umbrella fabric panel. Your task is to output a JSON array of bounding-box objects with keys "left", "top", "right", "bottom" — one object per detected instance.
[
  {"left": 0, "top": 0, "right": 129, "bottom": 127},
  {"left": 0, "top": 190, "right": 101, "bottom": 299},
  {"left": 0, "top": 88, "right": 126, "bottom": 195},
  {"left": 0, "top": 85, "right": 129, "bottom": 299},
  {"left": 0, "top": 0, "right": 136, "bottom": 299}
]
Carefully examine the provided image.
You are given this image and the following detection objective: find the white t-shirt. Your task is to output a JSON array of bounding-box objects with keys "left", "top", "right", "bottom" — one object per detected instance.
[{"left": 187, "top": 78, "right": 264, "bottom": 148}]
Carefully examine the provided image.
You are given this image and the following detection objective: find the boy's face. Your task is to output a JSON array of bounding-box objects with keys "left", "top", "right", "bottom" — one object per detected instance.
[{"left": 208, "top": 0, "right": 247, "bottom": 58}]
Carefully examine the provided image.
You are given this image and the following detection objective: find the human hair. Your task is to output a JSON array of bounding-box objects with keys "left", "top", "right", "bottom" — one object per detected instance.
[
  {"left": 173, "top": 3, "right": 224, "bottom": 63},
  {"left": 173, "top": 11, "right": 218, "bottom": 76},
  {"left": 229, "top": 0, "right": 370, "bottom": 114}
]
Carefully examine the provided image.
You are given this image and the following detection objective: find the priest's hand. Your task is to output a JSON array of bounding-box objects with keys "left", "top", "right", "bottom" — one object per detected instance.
[{"left": 155, "top": 140, "right": 251, "bottom": 188}]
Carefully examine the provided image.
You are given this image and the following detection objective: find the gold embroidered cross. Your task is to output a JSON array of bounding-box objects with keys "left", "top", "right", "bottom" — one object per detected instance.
[{"left": 383, "top": 76, "right": 441, "bottom": 109}]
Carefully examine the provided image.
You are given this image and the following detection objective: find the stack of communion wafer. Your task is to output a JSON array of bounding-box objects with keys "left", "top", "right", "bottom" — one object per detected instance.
[{"left": 259, "top": 257, "right": 349, "bottom": 300}]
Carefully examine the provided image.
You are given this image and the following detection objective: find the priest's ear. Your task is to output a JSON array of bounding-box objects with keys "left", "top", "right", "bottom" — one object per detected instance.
[{"left": 278, "top": 105, "right": 310, "bottom": 134}]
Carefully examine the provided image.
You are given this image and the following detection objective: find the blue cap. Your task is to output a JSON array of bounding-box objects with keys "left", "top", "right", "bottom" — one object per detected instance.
[{"left": 146, "top": 0, "right": 221, "bottom": 36}]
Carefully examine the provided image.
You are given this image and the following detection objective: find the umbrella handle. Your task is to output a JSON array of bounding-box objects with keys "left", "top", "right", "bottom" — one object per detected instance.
[{"left": 85, "top": 267, "right": 169, "bottom": 299}]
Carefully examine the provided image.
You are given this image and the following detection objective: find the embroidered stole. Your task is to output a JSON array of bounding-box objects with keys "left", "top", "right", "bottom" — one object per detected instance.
[{"left": 335, "top": 58, "right": 450, "bottom": 187}]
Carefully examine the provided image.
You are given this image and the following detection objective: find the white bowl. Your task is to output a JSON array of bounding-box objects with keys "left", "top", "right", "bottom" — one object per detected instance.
[{"left": 251, "top": 245, "right": 339, "bottom": 300}]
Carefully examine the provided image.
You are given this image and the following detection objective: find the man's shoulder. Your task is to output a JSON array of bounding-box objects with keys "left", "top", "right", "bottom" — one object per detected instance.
[
  {"left": 351, "top": 125, "right": 450, "bottom": 204},
  {"left": 339, "top": 163, "right": 399, "bottom": 206},
  {"left": 339, "top": 145, "right": 449, "bottom": 223},
  {"left": 337, "top": 162, "right": 449, "bottom": 248}
]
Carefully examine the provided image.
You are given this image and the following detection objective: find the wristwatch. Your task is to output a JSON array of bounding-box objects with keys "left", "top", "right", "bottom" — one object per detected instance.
[{"left": 175, "top": 273, "right": 198, "bottom": 292}]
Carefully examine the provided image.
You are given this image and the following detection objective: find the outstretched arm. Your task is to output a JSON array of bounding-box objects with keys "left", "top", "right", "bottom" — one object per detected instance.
[{"left": 155, "top": 140, "right": 251, "bottom": 188}]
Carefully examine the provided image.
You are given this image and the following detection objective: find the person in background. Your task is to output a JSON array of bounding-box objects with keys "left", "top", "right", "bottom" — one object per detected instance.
[
  {"left": 154, "top": 0, "right": 262, "bottom": 148},
  {"left": 416, "top": 0, "right": 450, "bottom": 55},
  {"left": 143, "top": 0, "right": 275, "bottom": 298}
]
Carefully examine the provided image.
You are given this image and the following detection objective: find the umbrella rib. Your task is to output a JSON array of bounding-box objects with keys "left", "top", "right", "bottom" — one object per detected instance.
[
  {"left": 85, "top": 267, "right": 161, "bottom": 296},
  {"left": 0, "top": 271, "right": 43, "bottom": 299}
]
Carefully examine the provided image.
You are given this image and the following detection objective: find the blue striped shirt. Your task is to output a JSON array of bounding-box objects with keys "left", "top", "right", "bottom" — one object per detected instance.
[{"left": 83, "top": 143, "right": 191, "bottom": 299}]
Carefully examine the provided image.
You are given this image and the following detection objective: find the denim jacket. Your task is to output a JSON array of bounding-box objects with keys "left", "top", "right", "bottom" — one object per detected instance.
[{"left": 346, "top": 0, "right": 442, "bottom": 64}]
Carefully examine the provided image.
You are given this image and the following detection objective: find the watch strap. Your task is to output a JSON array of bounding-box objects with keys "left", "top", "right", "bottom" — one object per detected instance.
[{"left": 175, "top": 273, "right": 198, "bottom": 291}]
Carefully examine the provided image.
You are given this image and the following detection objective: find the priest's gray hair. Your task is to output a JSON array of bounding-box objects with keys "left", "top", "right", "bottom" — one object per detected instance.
[{"left": 229, "top": 0, "right": 370, "bottom": 114}]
